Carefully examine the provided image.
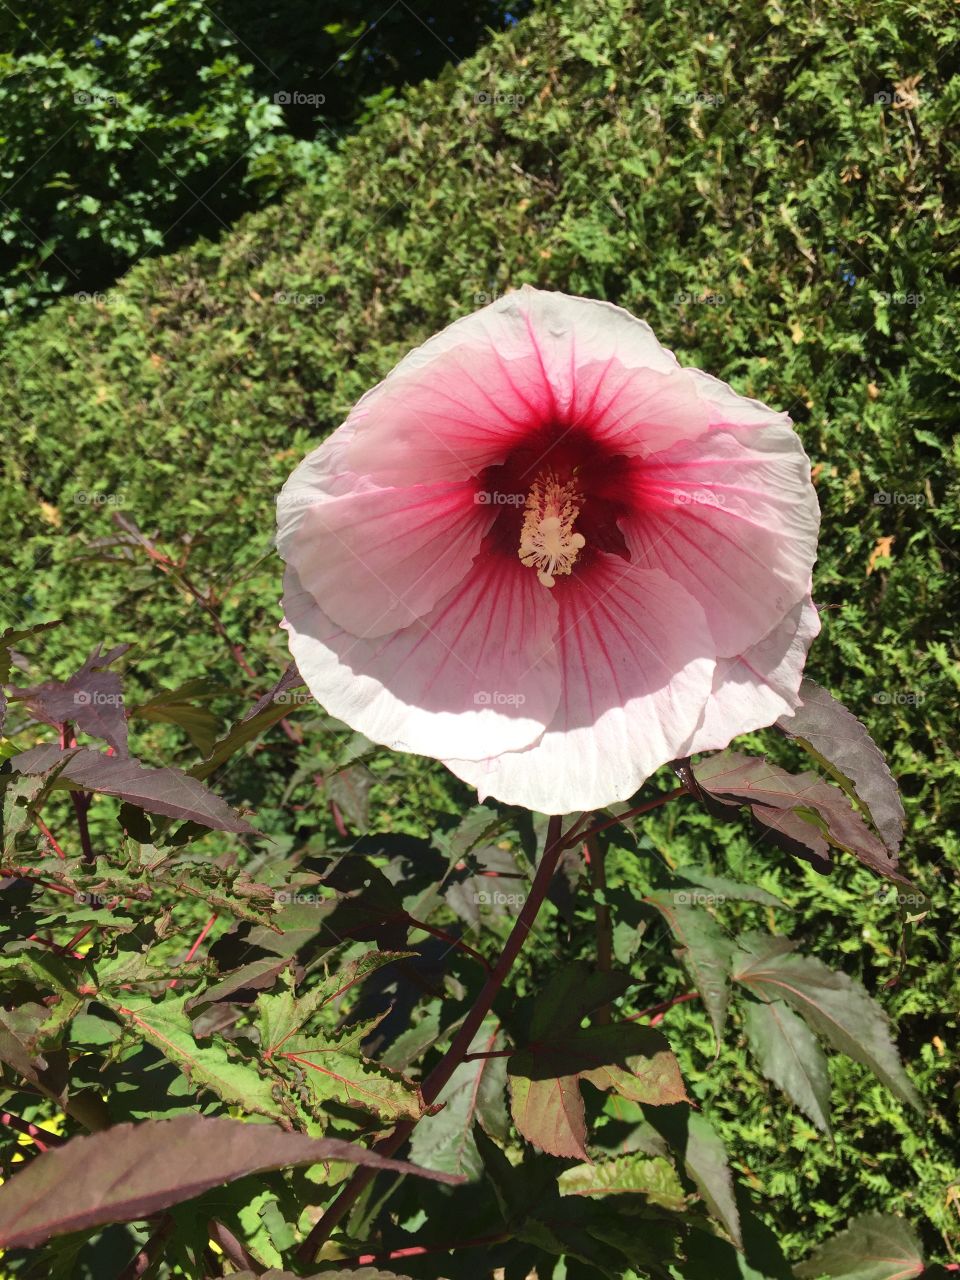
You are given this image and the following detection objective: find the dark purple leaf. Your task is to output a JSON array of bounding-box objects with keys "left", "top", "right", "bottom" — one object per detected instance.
[
  {"left": 8, "top": 643, "right": 130, "bottom": 756},
  {"left": 508, "top": 964, "right": 687, "bottom": 1159},
  {"left": 777, "top": 679, "right": 905, "bottom": 855},
  {"left": 0, "top": 1114, "right": 462, "bottom": 1248},
  {"left": 9, "top": 744, "right": 257, "bottom": 835},
  {"left": 732, "top": 933, "right": 920, "bottom": 1109},
  {"left": 692, "top": 751, "right": 909, "bottom": 883}
]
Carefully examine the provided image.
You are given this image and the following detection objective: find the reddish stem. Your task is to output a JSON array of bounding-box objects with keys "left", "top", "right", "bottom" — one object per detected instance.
[
  {"left": 577, "top": 786, "right": 689, "bottom": 843},
  {"left": 34, "top": 816, "right": 66, "bottom": 860},
  {"left": 1, "top": 1112, "right": 66, "bottom": 1150},
  {"left": 297, "top": 813, "right": 567, "bottom": 1262},
  {"left": 406, "top": 915, "right": 493, "bottom": 972},
  {"left": 167, "top": 912, "right": 217, "bottom": 988},
  {"left": 351, "top": 1231, "right": 510, "bottom": 1264},
  {"left": 628, "top": 991, "right": 699, "bottom": 1024}
]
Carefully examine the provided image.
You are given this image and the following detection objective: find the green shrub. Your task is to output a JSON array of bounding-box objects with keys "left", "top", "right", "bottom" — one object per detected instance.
[
  {"left": 0, "top": 0, "right": 527, "bottom": 333},
  {"left": 1, "top": 0, "right": 958, "bottom": 1257}
]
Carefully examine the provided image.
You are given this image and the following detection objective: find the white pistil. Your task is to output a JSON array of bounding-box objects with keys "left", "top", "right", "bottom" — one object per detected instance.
[{"left": 518, "top": 472, "right": 586, "bottom": 588}]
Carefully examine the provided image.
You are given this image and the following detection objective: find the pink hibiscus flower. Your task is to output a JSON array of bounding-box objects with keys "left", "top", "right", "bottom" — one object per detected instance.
[{"left": 277, "top": 287, "right": 820, "bottom": 814}]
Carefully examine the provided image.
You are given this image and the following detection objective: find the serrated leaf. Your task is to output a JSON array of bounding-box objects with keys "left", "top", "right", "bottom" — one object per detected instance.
[
  {"left": 190, "top": 664, "right": 303, "bottom": 781},
  {"left": 9, "top": 744, "right": 257, "bottom": 834},
  {"left": 409, "top": 1016, "right": 508, "bottom": 1178},
  {"left": 558, "top": 1152, "right": 686, "bottom": 1209},
  {"left": 742, "top": 998, "right": 832, "bottom": 1134},
  {"left": 732, "top": 935, "right": 920, "bottom": 1110},
  {"left": 644, "top": 1104, "right": 742, "bottom": 1249},
  {"left": 101, "top": 990, "right": 289, "bottom": 1120},
  {"left": 8, "top": 643, "right": 129, "bottom": 756},
  {"left": 693, "top": 751, "right": 907, "bottom": 882},
  {"left": 508, "top": 964, "right": 686, "bottom": 1159},
  {"left": 777, "top": 679, "right": 905, "bottom": 855},
  {"left": 258, "top": 950, "right": 411, "bottom": 1058},
  {"left": 646, "top": 893, "right": 735, "bottom": 1042},
  {"left": 794, "top": 1212, "right": 925, "bottom": 1280},
  {"left": 280, "top": 1033, "right": 424, "bottom": 1122},
  {"left": 0, "top": 1114, "right": 460, "bottom": 1249}
]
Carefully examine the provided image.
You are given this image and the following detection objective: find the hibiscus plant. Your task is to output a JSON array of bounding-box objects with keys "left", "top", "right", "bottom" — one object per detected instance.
[{"left": 0, "top": 292, "right": 929, "bottom": 1278}]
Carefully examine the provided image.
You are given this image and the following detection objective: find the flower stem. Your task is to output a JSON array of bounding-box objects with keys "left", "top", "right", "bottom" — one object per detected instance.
[
  {"left": 578, "top": 785, "right": 689, "bottom": 843},
  {"left": 296, "top": 813, "right": 567, "bottom": 1263}
]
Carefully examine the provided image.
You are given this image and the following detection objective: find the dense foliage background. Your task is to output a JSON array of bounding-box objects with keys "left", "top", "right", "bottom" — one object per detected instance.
[
  {"left": 0, "top": 0, "right": 527, "bottom": 333},
  {"left": 1, "top": 0, "right": 958, "bottom": 1275}
]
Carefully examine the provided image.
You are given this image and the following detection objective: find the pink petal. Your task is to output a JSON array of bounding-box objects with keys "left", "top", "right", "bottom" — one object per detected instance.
[
  {"left": 282, "top": 550, "right": 560, "bottom": 761},
  {"left": 344, "top": 288, "right": 711, "bottom": 486},
  {"left": 283, "top": 482, "right": 493, "bottom": 638},
  {"left": 686, "top": 596, "right": 821, "bottom": 753},
  {"left": 687, "top": 367, "right": 795, "bottom": 432},
  {"left": 620, "top": 420, "right": 820, "bottom": 657},
  {"left": 443, "top": 556, "right": 715, "bottom": 813}
]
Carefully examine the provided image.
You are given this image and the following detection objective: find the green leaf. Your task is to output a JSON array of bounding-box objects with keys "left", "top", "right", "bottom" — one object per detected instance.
[
  {"left": 742, "top": 998, "right": 832, "bottom": 1134},
  {"left": 257, "top": 950, "right": 411, "bottom": 1059},
  {"left": 507, "top": 964, "right": 687, "bottom": 1159},
  {"left": 777, "top": 679, "right": 905, "bottom": 855},
  {"left": 409, "top": 1016, "right": 508, "bottom": 1179},
  {"left": 100, "top": 990, "right": 290, "bottom": 1121},
  {"left": 645, "top": 892, "right": 735, "bottom": 1042},
  {"left": 732, "top": 935, "right": 921, "bottom": 1110},
  {"left": 280, "top": 1027, "right": 424, "bottom": 1123},
  {"left": 794, "top": 1212, "right": 925, "bottom": 1279},
  {"left": 128, "top": 677, "right": 222, "bottom": 756},
  {"left": 190, "top": 664, "right": 304, "bottom": 781},
  {"left": 558, "top": 1152, "right": 687, "bottom": 1209},
  {"left": 0, "top": 1115, "right": 461, "bottom": 1249}
]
